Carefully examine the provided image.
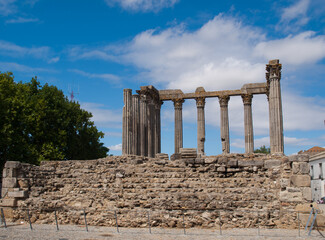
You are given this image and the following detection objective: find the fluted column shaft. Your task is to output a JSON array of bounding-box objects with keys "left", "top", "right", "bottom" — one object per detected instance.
[
  {"left": 267, "top": 60, "right": 284, "bottom": 154},
  {"left": 219, "top": 95, "right": 230, "bottom": 154},
  {"left": 147, "top": 98, "right": 155, "bottom": 157},
  {"left": 140, "top": 94, "right": 148, "bottom": 156},
  {"left": 122, "top": 89, "right": 133, "bottom": 155},
  {"left": 155, "top": 101, "right": 163, "bottom": 155},
  {"left": 132, "top": 95, "right": 140, "bottom": 155},
  {"left": 242, "top": 94, "right": 254, "bottom": 154},
  {"left": 196, "top": 97, "right": 206, "bottom": 156},
  {"left": 173, "top": 99, "right": 184, "bottom": 154}
]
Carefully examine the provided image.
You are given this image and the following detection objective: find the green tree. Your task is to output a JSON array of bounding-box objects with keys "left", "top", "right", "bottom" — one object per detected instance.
[
  {"left": 254, "top": 145, "right": 271, "bottom": 154},
  {"left": 0, "top": 72, "right": 109, "bottom": 171}
]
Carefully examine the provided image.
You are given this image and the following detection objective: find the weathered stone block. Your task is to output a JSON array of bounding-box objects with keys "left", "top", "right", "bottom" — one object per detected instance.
[
  {"left": 8, "top": 190, "right": 27, "bottom": 198},
  {"left": 4, "top": 168, "right": 18, "bottom": 178},
  {"left": 18, "top": 179, "right": 29, "bottom": 188},
  {"left": 288, "top": 155, "right": 297, "bottom": 162},
  {"left": 289, "top": 154, "right": 309, "bottom": 162},
  {"left": 2, "top": 177, "right": 17, "bottom": 188},
  {"left": 195, "top": 158, "right": 204, "bottom": 164},
  {"left": 280, "top": 190, "right": 303, "bottom": 202},
  {"left": 238, "top": 160, "right": 264, "bottom": 167},
  {"left": 302, "top": 187, "right": 312, "bottom": 201},
  {"left": 287, "top": 187, "right": 300, "bottom": 192},
  {"left": 280, "top": 178, "right": 290, "bottom": 189},
  {"left": 227, "top": 159, "right": 238, "bottom": 167},
  {"left": 217, "top": 166, "right": 226, "bottom": 172},
  {"left": 204, "top": 157, "right": 216, "bottom": 164},
  {"left": 1, "top": 188, "right": 9, "bottom": 198},
  {"left": 4, "top": 161, "right": 21, "bottom": 168},
  {"left": 295, "top": 203, "right": 313, "bottom": 213},
  {"left": 2, "top": 168, "right": 7, "bottom": 178},
  {"left": 297, "top": 154, "right": 309, "bottom": 162},
  {"left": 290, "top": 175, "right": 310, "bottom": 187},
  {"left": 292, "top": 162, "right": 300, "bottom": 174},
  {"left": 217, "top": 156, "right": 227, "bottom": 164},
  {"left": 264, "top": 160, "right": 282, "bottom": 169},
  {"left": 0, "top": 199, "right": 17, "bottom": 207},
  {"left": 300, "top": 162, "right": 309, "bottom": 174}
]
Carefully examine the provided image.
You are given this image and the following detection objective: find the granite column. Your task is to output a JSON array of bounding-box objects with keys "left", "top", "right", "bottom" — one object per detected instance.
[
  {"left": 147, "top": 97, "right": 155, "bottom": 157},
  {"left": 173, "top": 99, "right": 184, "bottom": 154},
  {"left": 122, "top": 89, "right": 133, "bottom": 155},
  {"left": 132, "top": 94, "right": 140, "bottom": 155},
  {"left": 266, "top": 59, "right": 284, "bottom": 154},
  {"left": 139, "top": 94, "right": 148, "bottom": 156},
  {"left": 196, "top": 97, "right": 206, "bottom": 156},
  {"left": 242, "top": 94, "right": 254, "bottom": 154},
  {"left": 219, "top": 95, "right": 230, "bottom": 154},
  {"left": 155, "top": 101, "right": 163, "bottom": 155}
]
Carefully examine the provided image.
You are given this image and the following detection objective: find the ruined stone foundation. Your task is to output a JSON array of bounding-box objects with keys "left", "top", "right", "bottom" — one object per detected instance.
[{"left": 1, "top": 154, "right": 312, "bottom": 229}]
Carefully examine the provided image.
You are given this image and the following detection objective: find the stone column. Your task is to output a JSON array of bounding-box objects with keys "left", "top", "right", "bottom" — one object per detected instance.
[
  {"left": 132, "top": 94, "right": 140, "bottom": 155},
  {"left": 147, "top": 97, "right": 155, "bottom": 158},
  {"left": 173, "top": 98, "right": 184, "bottom": 154},
  {"left": 196, "top": 97, "right": 206, "bottom": 156},
  {"left": 122, "top": 99, "right": 126, "bottom": 155},
  {"left": 139, "top": 94, "right": 148, "bottom": 156},
  {"left": 122, "top": 89, "right": 133, "bottom": 155},
  {"left": 219, "top": 95, "right": 230, "bottom": 154},
  {"left": 266, "top": 59, "right": 284, "bottom": 154},
  {"left": 242, "top": 94, "right": 254, "bottom": 154},
  {"left": 155, "top": 101, "right": 163, "bottom": 155}
]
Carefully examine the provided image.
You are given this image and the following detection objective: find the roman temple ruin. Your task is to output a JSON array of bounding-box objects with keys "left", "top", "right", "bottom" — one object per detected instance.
[
  {"left": 122, "top": 59, "right": 284, "bottom": 157},
  {"left": 0, "top": 59, "right": 316, "bottom": 230}
]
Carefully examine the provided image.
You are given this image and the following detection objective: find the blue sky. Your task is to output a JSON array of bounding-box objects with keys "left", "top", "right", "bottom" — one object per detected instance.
[{"left": 0, "top": 0, "right": 325, "bottom": 156}]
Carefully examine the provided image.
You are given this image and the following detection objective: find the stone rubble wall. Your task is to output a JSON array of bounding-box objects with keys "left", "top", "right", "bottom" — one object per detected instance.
[{"left": 0, "top": 154, "right": 312, "bottom": 228}]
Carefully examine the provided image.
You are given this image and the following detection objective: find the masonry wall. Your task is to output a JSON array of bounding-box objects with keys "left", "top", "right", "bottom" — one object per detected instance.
[{"left": 1, "top": 154, "right": 312, "bottom": 228}]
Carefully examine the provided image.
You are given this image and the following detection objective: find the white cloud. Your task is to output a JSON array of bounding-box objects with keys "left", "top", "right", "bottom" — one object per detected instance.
[
  {"left": 284, "top": 136, "right": 314, "bottom": 146},
  {"left": 70, "top": 14, "right": 325, "bottom": 136},
  {"left": 105, "top": 0, "right": 179, "bottom": 12},
  {"left": 105, "top": 132, "right": 122, "bottom": 137},
  {"left": 109, "top": 143, "right": 122, "bottom": 151},
  {"left": 280, "top": 0, "right": 310, "bottom": 27},
  {"left": 121, "top": 15, "right": 265, "bottom": 91},
  {"left": 48, "top": 57, "right": 60, "bottom": 63},
  {"left": 72, "top": 14, "right": 325, "bottom": 87},
  {"left": 232, "top": 136, "right": 314, "bottom": 150},
  {"left": 254, "top": 31, "right": 325, "bottom": 65},
  {"left": 24, "top": 0, "right": 39, "bottom": 7},
  {"left": 5, "top": 17, "right": 39, "bottom": 24},
  {"left": 80, "top": 102, "right": 122, "bottom": 128},
  {"left": 0, "top": 0, "right": 16, "bottom": 16},
  {"left": 283, "top": 93, "right": 325, "bottom": 131},
  {"left": 0, "top": 61, "right": 55, "bottom": 73},
  {"left": 68, "top": 47, "right": 117, "bottom": 62},
  {"left": 70, "top": 69, "right": 120, "bottom": 83},
  {"left": 0, "top": 40, "right": 58, "bottom": 62}
]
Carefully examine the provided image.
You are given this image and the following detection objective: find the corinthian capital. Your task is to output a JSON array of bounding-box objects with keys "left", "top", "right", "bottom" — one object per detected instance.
[
  {"left": 173, "top": 98, "right": 185, "bottom": 109},
  {"left": 266, "top": 59, "right": 282, "bottom": 82},
  {"left": 241, "top": 94, "right": 253, "bottom": 105},
  {"left": 196, "top": 97, "right": 205, "bottom": 108},
  {"left": 218, "top": 95, "right": 230, "bottom": 107}
]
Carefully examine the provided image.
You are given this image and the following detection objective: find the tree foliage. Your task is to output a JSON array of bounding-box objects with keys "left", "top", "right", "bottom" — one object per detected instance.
[
  {"left": 0, "top": 72, "right": 108, "bottom": 169},
  {"left": 254, "top": 145, "right": 271, "bottom": 154}
]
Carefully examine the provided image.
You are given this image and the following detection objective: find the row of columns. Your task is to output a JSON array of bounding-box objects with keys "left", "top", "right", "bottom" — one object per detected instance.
[
  {"left": 170, "top": 60, "right": 283, "bottom": 155},
  {"left": 123, "top": 60, "right": 283, "bottom": 156},
  {"left": 172, "top": 94, "right": 254, "bottom": 155},
  {"left": 122, "top": 88, "right": 162, "bottom": 157}
]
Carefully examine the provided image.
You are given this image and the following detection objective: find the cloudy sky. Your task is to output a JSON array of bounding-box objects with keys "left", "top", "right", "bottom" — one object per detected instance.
[{"left": 0, "top": 0, "right": 324, "bottom": 156}]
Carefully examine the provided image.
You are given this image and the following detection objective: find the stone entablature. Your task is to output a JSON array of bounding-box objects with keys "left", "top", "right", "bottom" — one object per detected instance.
[{"left": 123, "top": 60, "right": 284, "bottom": 157}]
